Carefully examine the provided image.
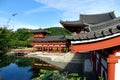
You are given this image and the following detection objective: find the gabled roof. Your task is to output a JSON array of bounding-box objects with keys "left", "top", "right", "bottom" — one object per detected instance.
[
  {"left": 60, "top": 11, "right": 116, "bottom": 29},
  {"left": 29, "top": 36, "right": 66, "bottom": 42}
]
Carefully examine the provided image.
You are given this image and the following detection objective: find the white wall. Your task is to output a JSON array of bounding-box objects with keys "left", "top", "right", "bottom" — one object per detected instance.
[{"left": 115, "top": 59, "right": 120, "bottom": 80}]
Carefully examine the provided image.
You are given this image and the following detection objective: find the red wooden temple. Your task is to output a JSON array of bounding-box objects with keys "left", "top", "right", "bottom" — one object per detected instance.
[
  {"left": 29, "top": 29, "right": 69, "bottom": 53},
  {"left": 60, "top": 11, "right": 120, "bottom": 80}
]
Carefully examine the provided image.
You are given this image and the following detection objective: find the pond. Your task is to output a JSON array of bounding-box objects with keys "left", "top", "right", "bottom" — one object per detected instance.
[
  {"left": 0, "top": 53, "right": 50, "bottom": 80},
  {"left": 0, "top": 63, "right": 32, "bottom": 80},
  {"left": 0, "top": 53, "right": 85, "bottom": 80}
]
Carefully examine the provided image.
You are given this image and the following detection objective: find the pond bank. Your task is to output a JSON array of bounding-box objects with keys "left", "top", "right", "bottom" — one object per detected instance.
[{"left": 5, "top": 51, "right": 96, "bottom": 80}]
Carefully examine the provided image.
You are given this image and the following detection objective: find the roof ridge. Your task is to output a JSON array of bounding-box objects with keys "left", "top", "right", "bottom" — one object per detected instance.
[
  {"left": 80, "top": 11, "right": 115, "bottom": 16},
  {"left": 89, "top": 17, "right": 120, "bottom": 31}
]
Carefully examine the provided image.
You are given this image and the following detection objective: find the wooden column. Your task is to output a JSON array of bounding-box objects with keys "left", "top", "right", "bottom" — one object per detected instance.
[
  {"left": 59, "top": 45, "right": 61, "bottom": 53},
  {"left": 60, "top": 47, "right": 62, "bottom": 53},
  {"left": 42, "top": 44, "right": 44, "bottom": 53},
  {"left": 50, "top": 46, "right": 53, "bottom": 53},
  {"left": 53, "top": 46, "right": 55, "bottom": 53},
  {"left": 107, "top": 54, "right": 118, "bottom": 80},
  {"left": 47, "top": 46, "right": 49, "bottom": 53},
  {"left": 66, "top": 47, "right": 68, "bottom": 53}
]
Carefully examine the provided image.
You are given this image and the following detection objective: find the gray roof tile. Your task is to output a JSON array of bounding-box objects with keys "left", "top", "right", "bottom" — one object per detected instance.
[
  {"left": 85, "top": 32, "right": 95, "bottom": 39},
  {"left": 102, "top": 29, "right": 112, "bottom": 36},
  {"left": 90, "top": 17, "right": 120, "bottom": 31},
  {"left": 29, "top": 36, "right": 66, "bottom": 42},
  {"left": 80, "top": 11, "right": 116, "bottom": 24},
  {"left": 94, "top": 31, "right": 104, "bottom": 38},
  {"left": 66, "top": 25, "right": 120, "bottom": 41},
  {"left": 30, "top": 29, "right": 50, "bottom": 33},
  {"left": 79, "top": 34, "right": 88, "bottom": 40},
  {"left": 111, "top": 26, "right": 120, "bottom": 33}
]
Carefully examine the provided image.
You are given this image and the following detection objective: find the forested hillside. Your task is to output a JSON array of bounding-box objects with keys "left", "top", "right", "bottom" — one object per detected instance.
[{"left": 46, "top": 27, "right": 72, "bottom": 36}]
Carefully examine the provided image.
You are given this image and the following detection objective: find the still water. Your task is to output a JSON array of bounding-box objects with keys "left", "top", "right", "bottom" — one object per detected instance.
[
  {"left": 0, "top": 63, "right": 32, "bottom": 80},
  {"left": 0, "top": 53, "right": 40, "bottom": 80},
  {"left": 0, "top": 53, "right": 85, "bottom": 80}
]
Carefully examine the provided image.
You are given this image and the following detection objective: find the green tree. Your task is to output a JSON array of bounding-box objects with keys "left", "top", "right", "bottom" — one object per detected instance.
[
  {"left": 13, "top": 28, "right": 32, "bottom": 47},
  {"left": 0, "top": 27, "right": 13, "bottom": 51},
  {"left": 14, "top": 28, "right": 32, "bottom": 41}
]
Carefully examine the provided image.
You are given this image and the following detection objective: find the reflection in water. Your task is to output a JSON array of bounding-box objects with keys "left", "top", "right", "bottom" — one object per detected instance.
[
  {"left": 0, "top": 63, "right": 32, "bottom": 80},
  {"left": 0, "top": 53, "right": 34, "bottom": 80},
  {"left": 0, "top": 53, "right": 59, "bottom": 80},
  {"left": 0, "top": 53, "right": 85, "bottom": 80}
]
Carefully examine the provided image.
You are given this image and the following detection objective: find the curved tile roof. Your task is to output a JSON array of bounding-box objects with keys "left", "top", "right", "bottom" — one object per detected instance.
[
  {"left": 30, "top": 29, "right": 50, "bottom": 33},
  {"left": 80, "top": 11, "right": 116, "bottom": 24},
  {"left": 60, "top": 11, "right": 116, "bottom": 27},
  {"left": 65, "top": 13, "right": 120, "bottom": 43},
  {"left": 89, "top": 17, "right": 120, "bottom": 31},
  {"left": 66, "top": 24, "right": 120, "bottom": 43},
  {"left": 29, "top": 36, "right": 66, "bottom": 42}
]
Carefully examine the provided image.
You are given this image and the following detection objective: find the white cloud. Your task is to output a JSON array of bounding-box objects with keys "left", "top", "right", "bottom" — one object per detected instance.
[
  {"left": 0, "top": 17, "right": 40, "bottom": 31},
  {"left": 34, "top": 0, "right": 119, "bottom": 20},
  {"left": 24, "top": 6, "right": 49, "bottom": 15},
  {"left": 51, "top": 23, "right": 62, "bottom": 27}
]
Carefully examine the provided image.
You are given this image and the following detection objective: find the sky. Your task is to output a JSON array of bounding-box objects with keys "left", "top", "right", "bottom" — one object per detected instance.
[{"left": 0, "top": 0, "right": 120, "bottom": 30}]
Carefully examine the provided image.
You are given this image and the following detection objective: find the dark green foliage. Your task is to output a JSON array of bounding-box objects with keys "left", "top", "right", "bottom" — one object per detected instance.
[
  {"left": 14, "top": 28, "right": 32, "bottom": 41},
  {"left": 15, "top": 57, "right": 34, "bottom": 67},
  {"left": 0, "top": 53, "right": 12, "bottom": 68},
  {"left": 45, "top": 27, "right": 72, "bottom": 36},
  {"left": 33, "top": 69, "right": 87, "bottom": 80},
  {"left": 0, "top": 27, "right": 32, "bottom": 51},
  {"left": 12, "top": 28, "right": 32, "bottom": 47},
  {"left": 0, "top": 53, "right": 34, "bottom": 68},
  {"left": 98, "top": 76, "right": 104, "bottom": 80},
  {"left": 0, "top": 27, "right": 13, "bottom": 51}
]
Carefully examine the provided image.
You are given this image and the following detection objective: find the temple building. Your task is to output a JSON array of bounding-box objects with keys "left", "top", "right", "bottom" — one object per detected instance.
[
  {"left": 29, "top": 11, "right": 120, "bottom": 80},
  {"left": 29, "top": 29, "right": 69, "bottom": 53},
  {"left": 60, "top": 11, "right": 120, "bottom": 80}
]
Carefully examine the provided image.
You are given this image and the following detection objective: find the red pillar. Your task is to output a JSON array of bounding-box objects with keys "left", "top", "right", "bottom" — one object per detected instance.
[
  {"left": 47, "top": 46, "right": 49, "bottom": 53},
  {"left": 107, "top": 55, "right": 118, "bottom": 80},
  {"left": 60, "top": 46, "right": 62, "bottom": 53},
  {"left": 42, "top": 44, "right": 44, "bottom": 53},
  {"left": 42, "top": 45, "right": 43, "bottom": 53},
  {"left": 54, "top": 47, "right": 56, "bottom": 53}
]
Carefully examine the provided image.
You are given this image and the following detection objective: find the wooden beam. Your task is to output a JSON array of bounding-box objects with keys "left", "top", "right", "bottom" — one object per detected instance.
[{"left": 72, "top": 36, "right": 120, "bottom": 53}]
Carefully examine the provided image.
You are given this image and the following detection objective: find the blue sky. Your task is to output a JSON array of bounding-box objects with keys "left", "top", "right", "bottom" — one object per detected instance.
[{"left": 0, "top": 0, "right": 120, "bottom": 30}]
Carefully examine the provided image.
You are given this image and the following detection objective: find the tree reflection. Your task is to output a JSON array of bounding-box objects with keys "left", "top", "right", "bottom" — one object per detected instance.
[
  {"left": 0, "top": 53, "right": 34, "bottom": 68},
  {"left": 0, "top": 53, "right": 12, "bottom": 68},
  {"left": 15, "top": 58, "right": 34, "bottom": 67}
]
